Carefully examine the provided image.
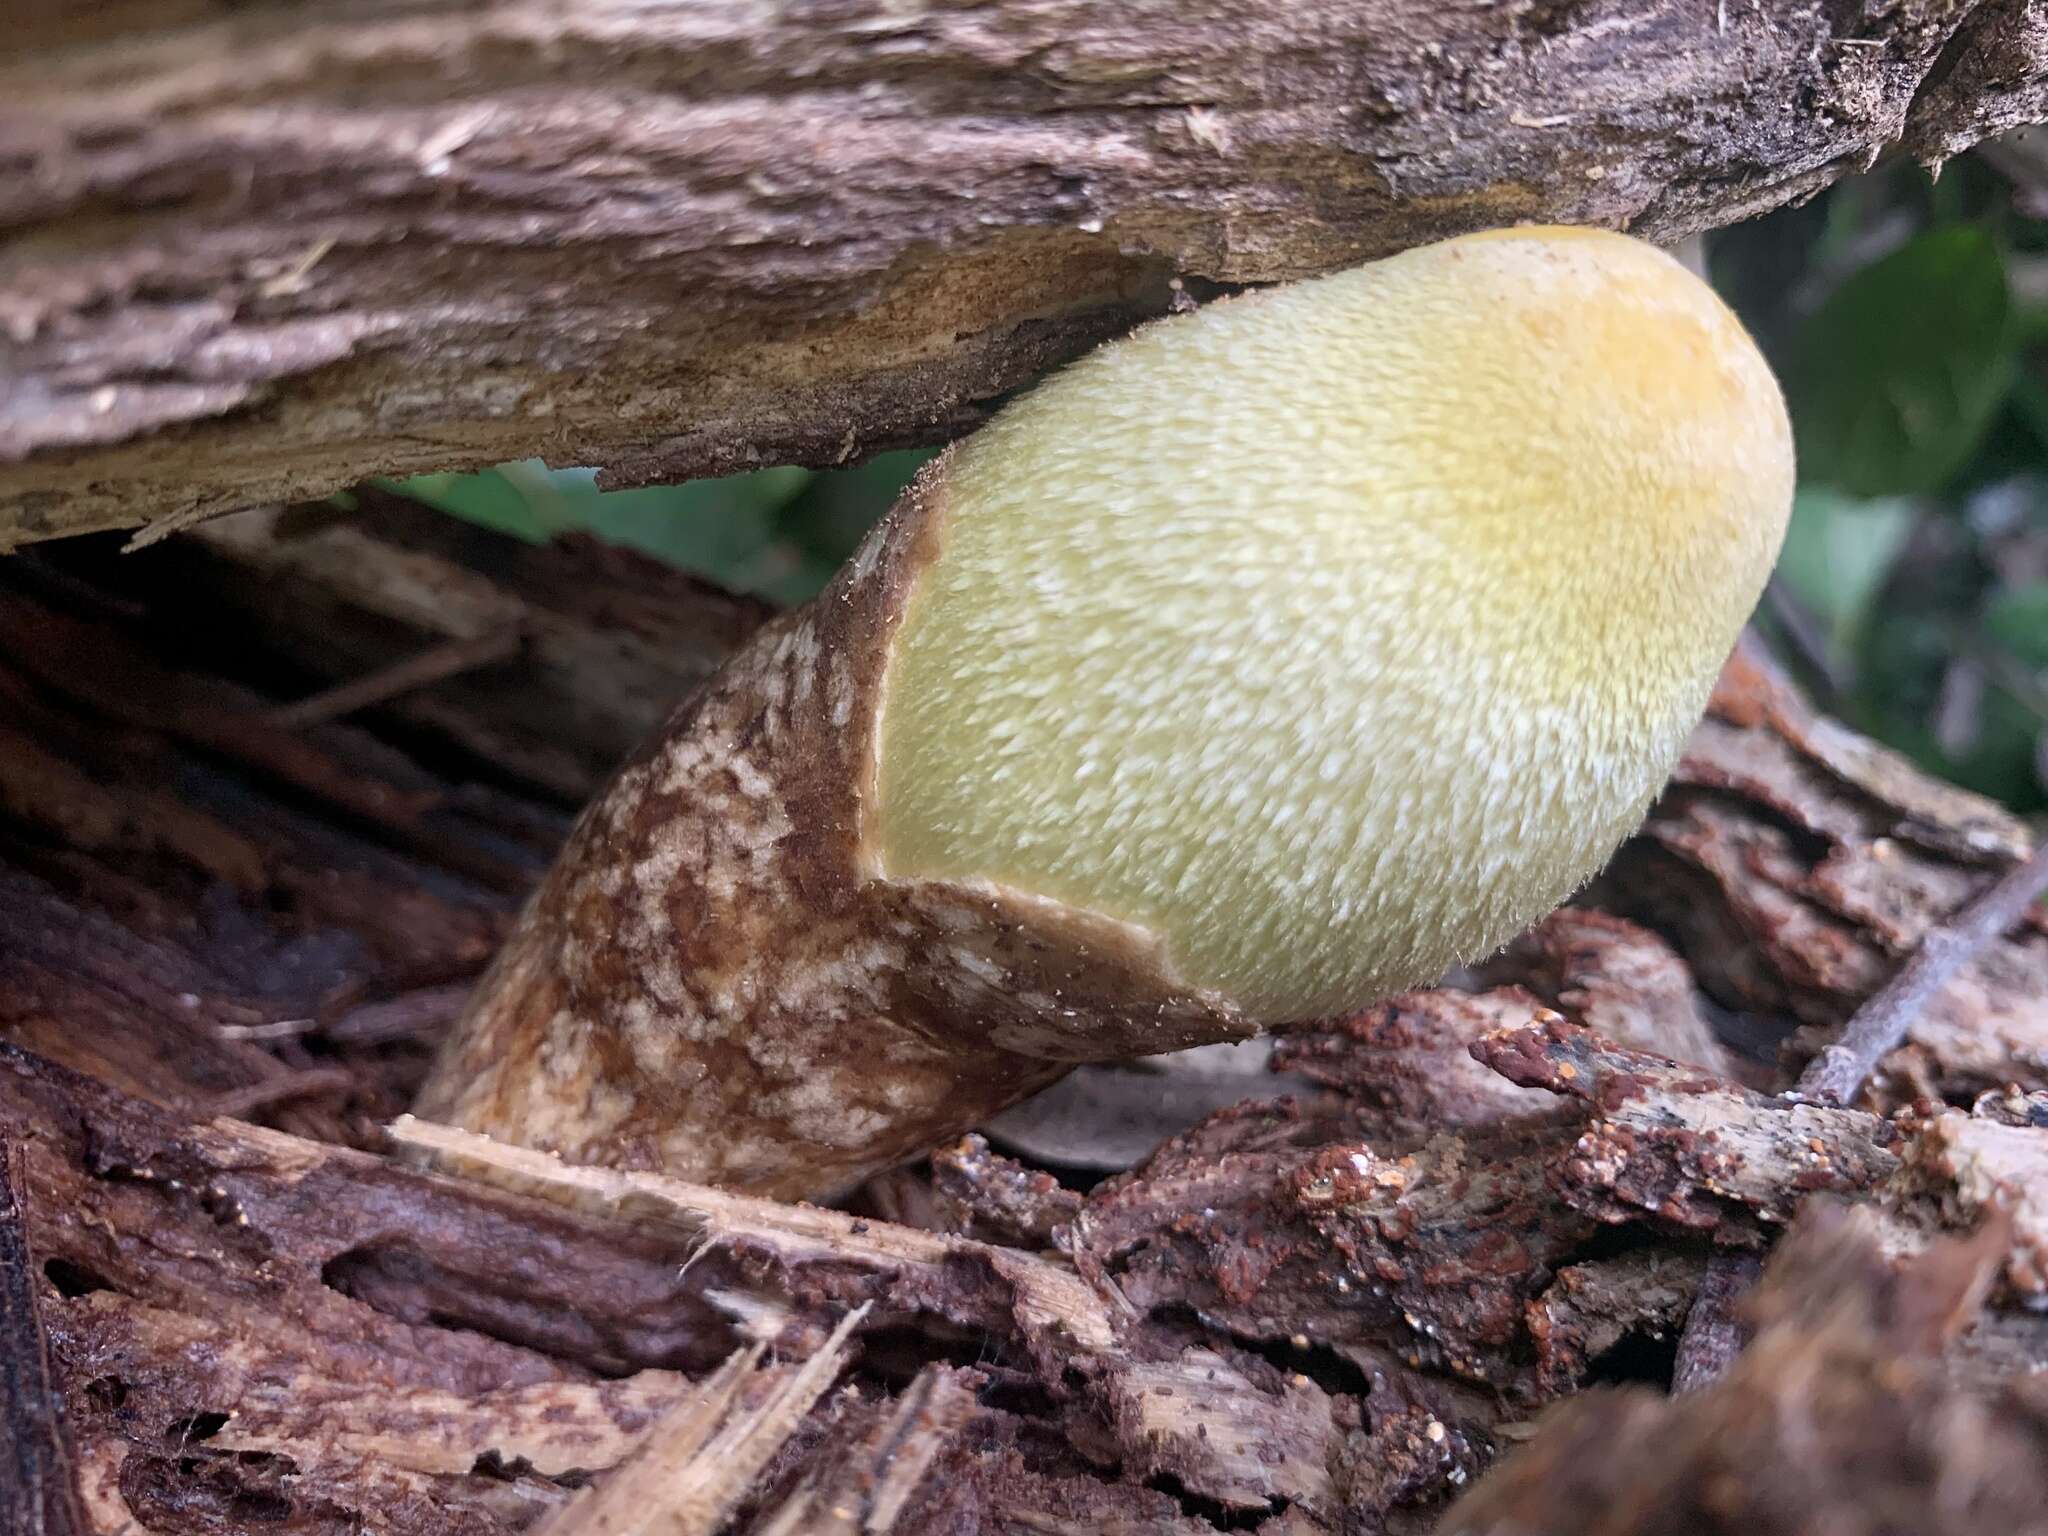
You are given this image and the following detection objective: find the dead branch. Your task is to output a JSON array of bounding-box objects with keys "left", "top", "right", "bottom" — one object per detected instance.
[{"left": 7, "top": 1, "right": 2048, "bottom": 543}]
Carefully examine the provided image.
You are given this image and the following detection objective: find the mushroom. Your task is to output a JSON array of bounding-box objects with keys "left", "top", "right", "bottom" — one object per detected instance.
[{"left": 415, "top": 226, "right": 1794, "bottom": 1200}]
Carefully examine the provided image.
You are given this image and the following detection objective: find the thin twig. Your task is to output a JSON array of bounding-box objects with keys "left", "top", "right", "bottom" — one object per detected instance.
[
  {"left": 326, "top": 982, "right": 473, "bottom": 1045},
  {"left": 1796, "top": 839, "right": 2048, "bottom": 1106},
  {"left": 215, "top": 1017, "right": 317, "bottom": 1042},
  {"left": 266, "top": 627, "right": 523, "bottom": 730},
  {"left": 1669, "top": 1250, "right": 1762, "bottom": 1393},
  {"left": 1675, "top": 838, "right": 2048, "bottom": 1394},
  {"left": 1759, "top": 578, "right": 1849, "bottom": 710},
  {"left": 0, "top": 1142, "right": 88, "bottom": 1536},
  {"left": 207, "top": 1067, "right": 357, "bottom": 1119}
]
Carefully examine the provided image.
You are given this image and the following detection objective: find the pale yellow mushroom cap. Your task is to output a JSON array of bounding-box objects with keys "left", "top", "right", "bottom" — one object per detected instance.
[{"left": 871, "top": 226, "right": 1794, "bottom": 1021}]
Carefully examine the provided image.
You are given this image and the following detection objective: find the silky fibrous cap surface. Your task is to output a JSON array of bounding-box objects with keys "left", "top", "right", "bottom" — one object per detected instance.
[{"left": 871, "top": 226, "right": 1795, "bottom": 1021}]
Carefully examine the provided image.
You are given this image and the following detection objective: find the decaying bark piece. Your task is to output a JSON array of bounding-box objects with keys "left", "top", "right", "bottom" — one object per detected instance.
[
  {"left": 8, "top": 0, "right": 2048, "bottom": 544},
  {"left": 389, "top": 1115, "right": 1122, "bottom": 1374},
  {"left": 1477, "top": 1016, "right": 1901, "bottom": 1243},
  {"left": 1664, "top": 761, "right": 2048, "bottom": 1395},
  {"left": 2, "top": 1045, "right": 1214, "bottom": 1535},
  {"left": 0, "top": 1043, "right": 1454, "bottom": 1534},
  {"left": 1440, "top": 1206, "right": 2048, "bottom": 1536},
  {"left": 13, "top": 1011, "right": 2048, "bottom": 1536},
  {"left": 0, "top": 586, "right": 537, "bottom": 1145},
  {"left": 1898, "top": 1089, "right": 2048, "bottom": 1302},
  {"left": 5, "top": 1048, "right": 732, "bottom": 1535},
  {"left": 1, "top": 1144, "right": 86, "bottom": 1536}
]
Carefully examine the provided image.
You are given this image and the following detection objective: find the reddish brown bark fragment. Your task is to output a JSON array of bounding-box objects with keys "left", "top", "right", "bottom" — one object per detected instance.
[{"left": 1442, "top": 1207, "right": 2048, "bottom": 1536}]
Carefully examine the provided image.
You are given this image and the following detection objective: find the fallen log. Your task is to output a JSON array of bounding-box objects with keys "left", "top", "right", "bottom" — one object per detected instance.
[{"left": 8, "top": 1, "right": 2048, "bottom": 543}]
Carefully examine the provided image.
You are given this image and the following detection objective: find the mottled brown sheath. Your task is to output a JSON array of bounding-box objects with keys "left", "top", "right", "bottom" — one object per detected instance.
[{"left": 416, "top": 455, "right": 1250, "bottom": 1200}]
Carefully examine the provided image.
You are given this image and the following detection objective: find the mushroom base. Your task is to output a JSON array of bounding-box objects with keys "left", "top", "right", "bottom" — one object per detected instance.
[{"left": 415, "top": 460, "right": 1250, "bottom": 1199}]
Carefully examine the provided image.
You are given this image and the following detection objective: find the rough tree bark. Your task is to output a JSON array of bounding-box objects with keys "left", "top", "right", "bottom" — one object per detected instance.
[{"left": 6, "top": 0, "right": 2048, "bottom": 546}]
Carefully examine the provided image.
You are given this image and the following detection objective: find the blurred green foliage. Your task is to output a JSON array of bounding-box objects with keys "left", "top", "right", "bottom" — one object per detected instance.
[
  {"left": 394, "top": 451, "right": 929, "bottom": 608},
  {"left": 1782, "top": 226, "right": 2014, "bottom": 497},
  {"left": 1715, "top": 150, "right": 2048, "bottom": 811},
  {"left": 400, "top": 148, "right": 2048, "bottom": 810}
]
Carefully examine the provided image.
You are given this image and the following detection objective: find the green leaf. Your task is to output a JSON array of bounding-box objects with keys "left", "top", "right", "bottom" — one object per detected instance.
[
  {"left": 391, "top": 457, "right": 922, "bottom": 604},
  {"left": 1853, "top": 605, "right": 2047, "bottom": 810},
  {"left": 774, "top": 450, "right": 932, "bottom": 568},
  {"left": 391, "top": 460, "right": 819, "bottom": 592},
  {"left": 391, "top": 467, "right": 559, "bottom": 542},
  {"left": 1788, "top": 226, "right": 2015, "bottom": 497},
  {"left": 1773, "top": 487, "right": 1917, "bottom": 660},
  {"left": 2009, "top": 371, "right": 2048, "bottom": 455},
  {"left": 1985, "top": 583, "right": 2048, "bottom": 671},
  {"left": 570, "top": 467, "right": 813, "bottom": 591}
]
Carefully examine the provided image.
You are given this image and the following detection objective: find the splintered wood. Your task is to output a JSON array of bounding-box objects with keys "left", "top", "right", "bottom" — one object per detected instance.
[
  {"left": 391, "top": 1117, "right": 1119, "bottom": 1362},
  {"left": 527, "top": 1312, "right": 866, "bottom": 1536},
  {"left": 5, "top": 521, "right": 2048, "bottom": 1533}
]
